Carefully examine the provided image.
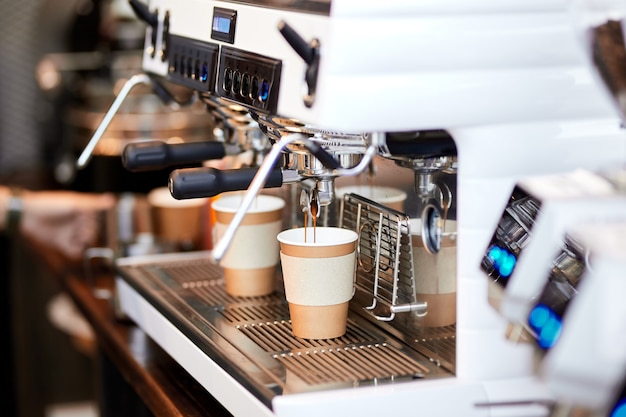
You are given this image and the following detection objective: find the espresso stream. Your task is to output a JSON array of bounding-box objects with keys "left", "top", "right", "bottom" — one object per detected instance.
[
  {"left": 303, "top": 191, "right": 319, "bottom": 244},
  {"left": 310, "top": 190, "right": 319, "bottom": 243},
  {"left": 304, "top": 210, "right": 307, "bottom": 242}
]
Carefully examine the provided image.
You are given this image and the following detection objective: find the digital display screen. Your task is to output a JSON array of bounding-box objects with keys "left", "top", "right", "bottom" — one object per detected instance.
[
  {"left": 213, "top": 16, "right": 231, "bottom": 34},
  {"left": 211, "top": 8, "right": 237, "bottom": 44}
]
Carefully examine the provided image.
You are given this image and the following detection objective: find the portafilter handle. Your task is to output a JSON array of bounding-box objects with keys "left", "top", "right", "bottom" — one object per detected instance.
[
  {"left": 122, "top": 140, "right": 241, "bottom": 172},
  {"left": 168, "top": 166, "right": 300, "bottom": 199}
]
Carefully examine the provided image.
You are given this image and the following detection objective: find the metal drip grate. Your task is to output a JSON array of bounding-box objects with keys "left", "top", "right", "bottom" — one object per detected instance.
[
  {"left": 189, "top": 281, "right": 281, "bottom": 307},
  {"left": 154, "top": 257, "right": 223, "bottom": 283},
  {"left": 413, "top": 325, "right": 456, "bottom": 367},
  {"left": 238, "top": 319, "right": 383, "bottom": 352},
  {"left": 220, "top": 301, "right": 290, "bottom": 323},
  {"left": 116, "top": 249, "right": 451, "bottom": 407},
  {"left": 275, "top": 344, "right": 429, "bottom": 385}
]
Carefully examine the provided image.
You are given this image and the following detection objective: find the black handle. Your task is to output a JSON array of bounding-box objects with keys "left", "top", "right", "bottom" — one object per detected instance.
[
  {"left": 305, "top": 141, "right": 341, "bottom": 170},
  {"left": 278, "top": 20, "right": 315, "bottom": 65},
  {"left": 128, "top": 0, "right": 158, "bottom": 28},
  {"left": 169, "top": 167, "right": 283, "bottom": 199},
  {"left": 151, "top": 79, "right": 196, "bottom": 107},
  {"left": 277, "top": 20, "right": 320, "bottom": 107},
  {"left": 385, "top": 131, "right": 457, "bottom": 157},
  {"left": 122, "top": 141, "right": 227, "bottom": 172}
]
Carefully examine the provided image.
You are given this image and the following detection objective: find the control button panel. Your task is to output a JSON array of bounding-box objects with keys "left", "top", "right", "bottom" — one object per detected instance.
[
  {"left": 168, "top": 34, "right": 219, "bottom": 92},
  {"left": 217, "top": 46, "right": 282, "bottom": 114}
]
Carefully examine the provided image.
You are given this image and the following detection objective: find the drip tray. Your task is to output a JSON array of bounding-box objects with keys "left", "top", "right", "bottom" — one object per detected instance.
[{"left": 115, "top": 251, "right": 451, "bottom": 409}]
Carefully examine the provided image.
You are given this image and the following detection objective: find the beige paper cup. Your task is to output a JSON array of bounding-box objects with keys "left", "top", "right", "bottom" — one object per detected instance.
[
  {"left": 277, "top": 227, "right": 358, "bottom": 339},
  {"left": 410, "top": 218, "right": 457, "bottom": 327},
  {"left": 147, "top": 187, "right": 208, "bottom": 250},
  {"left": 213, "top": 194, "right": 285, "bottom": 297},
  {"left": 336, "top": 185, "right": 407, "bottom": 212}
]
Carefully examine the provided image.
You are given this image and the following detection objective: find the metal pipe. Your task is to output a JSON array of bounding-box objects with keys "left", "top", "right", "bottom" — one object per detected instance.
[{"left": 76, "top": 73, "right": 152, "bottom": 169}]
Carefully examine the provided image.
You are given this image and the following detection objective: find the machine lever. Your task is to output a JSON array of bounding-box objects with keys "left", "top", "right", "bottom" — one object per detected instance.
[
  {"left": 169, "top": 166, "right": 284, "bottom": 199},
  {"left": 128, "top": 0, "right": 158, "bottom": 28},
  {"left": 151, "top": 79, "right": 196, "bottom": 107},
  {"left": 122, "top": 141, "right": 234, "bottom": 172},
  {"left": 277, "top": 20, "right": 315, "bottom": 64},
  {"left": 278, "top": 20, "right": 320, "bottom": 107}
]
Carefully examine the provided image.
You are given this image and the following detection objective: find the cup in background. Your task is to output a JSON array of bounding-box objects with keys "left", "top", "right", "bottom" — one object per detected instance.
[
  {"left": 277, "top": 227, "right": 358, "bottom": 339},
  {"left": 212, "top": 193, "right": 285, "bottom": 297},
  {"left": 147, "top": 187, "right": 208, "bottom": 251},
  {"left": 410, "top": 218, "right": 457, "bottom": 327},
  {"left": 336, "top": 185, "right": 407, "bottom": 212}
]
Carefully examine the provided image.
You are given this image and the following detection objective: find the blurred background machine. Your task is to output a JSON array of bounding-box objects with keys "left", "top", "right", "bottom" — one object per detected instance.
[
  {"left": 538, "top": 221, "right": 626, "bottom": 417},
  {"left": 484, "top": 210, "right": 626, "bottom": 417},
  {"left": 83, "top": 1, "right": 626, "bottom": 417},
  {"left": 481, "top": 168, "right": 626, "bottom": 334},
  {"left": 479, "top": 2, "right": 626, "bottom": 417},
  {"left": 33, "top": 0, "right": 216, "bottom": 194}
]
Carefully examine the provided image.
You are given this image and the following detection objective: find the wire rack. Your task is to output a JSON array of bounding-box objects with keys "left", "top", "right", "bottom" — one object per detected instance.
[{"left": 339, "top": 193, "right": 427, "bottom": 321}]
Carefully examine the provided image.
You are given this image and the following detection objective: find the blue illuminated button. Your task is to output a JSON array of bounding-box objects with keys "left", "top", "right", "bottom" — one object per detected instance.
[
  {"left": 487, "top": 245, "right": 517, "bottom": 277},
  {"left": 200, "top": 63, "right": 209, "bottom": 82},
  {"left": 259, "top": 80, "right": 270, "bottom": 102},
  {"left": 528, "top": 304, "right": 562, "bottom": 349}
]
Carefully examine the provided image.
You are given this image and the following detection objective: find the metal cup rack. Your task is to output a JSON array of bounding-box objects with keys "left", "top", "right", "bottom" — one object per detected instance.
[{"left": 339, "top": 193, "right": 427, "bottom": 321}]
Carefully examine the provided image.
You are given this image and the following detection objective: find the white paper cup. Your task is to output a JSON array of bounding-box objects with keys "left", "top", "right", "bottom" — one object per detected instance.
[
  {"left": 277, "top": 227, "right": 358, "bottom": 339},
  {"left": 336, "top": 185, "right": 407, "bottom": 212},
  {"left": 410, "top": 218, "right": 457, "bottom": 327},
  {"left": 213, "top": 194, "right": 285, "bottom": 297},
  {"left": 147, "top": 187, "right": 207, "bottom": 249}
]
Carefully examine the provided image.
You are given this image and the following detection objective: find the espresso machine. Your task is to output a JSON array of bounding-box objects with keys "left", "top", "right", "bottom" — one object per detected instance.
[
  {"left": 527, "top": 221, "right": 626, "bottom": 417},
  {"left": 80, "top": 1, "right": 626, "bottom": 416},
  {"left": 477, "top": 3, "right": 626, "bottom": 416},
  {"left": 480, "top": 168, "right": 626, "bottom": 335}
]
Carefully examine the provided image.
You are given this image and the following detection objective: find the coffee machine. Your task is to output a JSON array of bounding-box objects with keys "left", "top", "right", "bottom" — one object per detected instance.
[
  {"left": 529, "top": 220, "right": 626, "bottom": 417},
  {"left": 87, "top": 1, "right": 626, "bottom": 416},
  {"left": 480, "top": 168, "right": 626, "bottom": 334},
  {"left": 476, "top": 3, "right": 626, "bottom": 415}
]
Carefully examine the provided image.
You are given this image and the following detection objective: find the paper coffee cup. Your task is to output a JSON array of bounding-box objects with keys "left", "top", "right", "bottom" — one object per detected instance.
[
  {"left": 147, "top": 187, "right": 207, "bottom": 250},
  {"left": 336, "top": 185, "right": 407, "bottom": 212},
  {"left": 213, "top": 193, "right": 285, "bottom": 297},
  {"left": 277, "top": 227, "right": 358, "bottom": 339},
  {"left": 410, "top": 218, "right": 456, "bottom": 327}
]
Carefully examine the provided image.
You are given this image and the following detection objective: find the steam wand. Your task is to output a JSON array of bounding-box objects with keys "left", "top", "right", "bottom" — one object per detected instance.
[
  {"left": 76, "top": 73, "right": 151, "bottom": 169},
  {"left": 211, "top": 133, "right": 382, "bottom": 263},
  {"left": 76, "top": 73, "right": 196, "bottom": 170}
]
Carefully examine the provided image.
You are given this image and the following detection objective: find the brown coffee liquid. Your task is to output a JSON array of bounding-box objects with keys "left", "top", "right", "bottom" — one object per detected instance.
[
  {"left": 303, "top": 210, "right": 308, "bottom": 242},
  {"left": 310, "top": 193, "right": 319, "bottom": 243}
]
